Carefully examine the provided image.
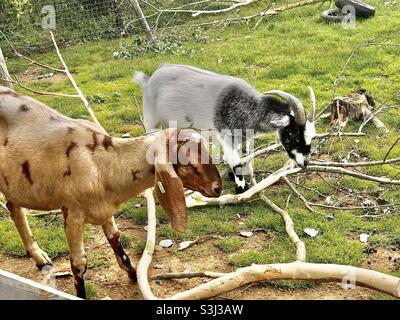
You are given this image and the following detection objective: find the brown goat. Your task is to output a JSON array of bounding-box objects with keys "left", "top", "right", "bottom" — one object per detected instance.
[{"left": 0, "top": 86, "right": 222, "bottom": 299}]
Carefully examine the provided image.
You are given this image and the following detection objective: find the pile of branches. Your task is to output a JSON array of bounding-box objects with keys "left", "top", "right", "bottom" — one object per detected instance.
[{"left": 137, "top": 122, "right": 400, "bottom": 299}]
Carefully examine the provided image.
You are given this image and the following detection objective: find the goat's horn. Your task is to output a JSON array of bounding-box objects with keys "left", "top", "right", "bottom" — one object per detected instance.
[
  {"left": 265, "top": 90, "right": 306, "bottom": 125},
  {"left": 307, "top": 86, "right": 316, "bottom": 122}
]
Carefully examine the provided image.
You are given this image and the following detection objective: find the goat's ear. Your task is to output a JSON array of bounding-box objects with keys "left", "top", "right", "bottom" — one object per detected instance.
[{"left": 154, "top": 162, "right": 187, "bottom": 233}]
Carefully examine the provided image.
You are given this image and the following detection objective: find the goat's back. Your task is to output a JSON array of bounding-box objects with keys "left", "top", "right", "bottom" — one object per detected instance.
[
  {"left": 0, "top": 87, "right": 110, "bottom": 211},
  {"left": 141, "top": 64, "right": 259, "bottom": 130}
]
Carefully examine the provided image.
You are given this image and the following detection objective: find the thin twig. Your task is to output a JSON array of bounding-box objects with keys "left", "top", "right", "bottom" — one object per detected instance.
[
  {"left": 384, "top": 137, "right": 400, "bottom": 162},
  {"left": 282, "top": 176, "right": 315, "bottom": 212},
  {"left": 152, "top": 271, "right": 225, "bottom": 280},
  {"left": 0, "top": 30, "right": 65, "bottom": 73},
  {"left": 0, "top": 77, "right": 79, "bottom": 98},
  {"left": 49, "top": 31, "right": 105, "bottom": 132}
]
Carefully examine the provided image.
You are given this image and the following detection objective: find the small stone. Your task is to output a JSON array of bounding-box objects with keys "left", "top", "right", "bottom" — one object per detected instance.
[
  {"left": 304, "top": 228, "right": 318, "bottom": 238},
  {"left": 179, "top": 240, "right": 193, "bottom": 250},
  {"left": 240, "top": 231, "right": 253, "bottom": 238},
  {"left": 122, "top": 133, "right": 130, "bottom": 138},
  {"left": 134, "top": 204, "right": 141, "bottom": 208},
  {"left": 144, "top": 225, "right": 148, "bottom": 231},
  {"left": 153, "top": 264, "right": 164, "bottom": 269},
  {"left": 159, "top": 239, "right": 173, "bottom": 248},
  {"left": 359, "top": 233, "right": 369, "bottom": 243},
  {"left": 325, "top": 196, "right": 332, "bottom": 205}
]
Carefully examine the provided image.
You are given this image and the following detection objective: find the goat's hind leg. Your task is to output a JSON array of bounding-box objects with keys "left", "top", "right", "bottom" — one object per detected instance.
[
  {"left": 102, "top": 217, "right": 136, "bottom": 281},
  {"left": 63, "top": 209, "right": 87, "bottom": 299},
  {"left": 6, "top": 202, "right": 52, "bottom": 269}
]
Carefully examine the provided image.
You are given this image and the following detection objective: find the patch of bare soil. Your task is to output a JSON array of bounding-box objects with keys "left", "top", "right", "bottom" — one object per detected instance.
[
  {"left": 18, "top": 66, "right": 68, "bottom": 83},
  {"left": 0, "top": 217, "right": 396, "bottom": 300}
]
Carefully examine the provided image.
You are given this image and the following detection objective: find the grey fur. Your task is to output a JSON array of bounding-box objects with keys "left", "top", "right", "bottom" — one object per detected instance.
[{"left": 134, "top": 63, "right": 315, "bottom": 193}]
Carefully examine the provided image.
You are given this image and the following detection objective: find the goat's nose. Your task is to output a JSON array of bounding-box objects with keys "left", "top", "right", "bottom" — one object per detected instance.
[{"left": 213, "top": 186, "right": 222, "bottom": 195}]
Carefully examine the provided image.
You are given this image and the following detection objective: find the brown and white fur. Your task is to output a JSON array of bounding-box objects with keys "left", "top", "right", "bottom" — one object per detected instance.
[{"left": 0, "top": 86, "right": 222, "bottom": 299}]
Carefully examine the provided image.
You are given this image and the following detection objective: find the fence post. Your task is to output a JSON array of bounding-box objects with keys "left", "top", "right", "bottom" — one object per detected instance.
[
  {"left": 0, "top": 47, "right": 13, "bottom": 88},
  {"left": 129, "top": 0, "right": 153, "bottom": 42},
  {"left": 113, "top": 0, "right": 125, "bottom": 31}
]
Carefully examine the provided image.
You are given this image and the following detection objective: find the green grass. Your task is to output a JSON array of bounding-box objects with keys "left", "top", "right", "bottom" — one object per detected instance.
[
  {"left": 120, "top": 234, "right": 131, "bottom": 249},
  {"left": 216, "top": 237, "right": 242, "bottom": 253},
  {"left": 84, "top": 282, "right": 97, "bottom": 300},
  {"left": 134, "top": 240, "right": 147, "bottom": 255},
  {"left": 0, "top": 215, "right": 68, "bottom": 258},
  {"left": 0, "top": 0, "right": 400, "bottom": 299}
]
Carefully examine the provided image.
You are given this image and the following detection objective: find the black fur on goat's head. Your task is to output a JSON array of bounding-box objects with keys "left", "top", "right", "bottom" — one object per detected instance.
[
  {"left": 266, "top": 87, "right": 316, "bottom": 169},
  {"left": 278, "top": 117, "right": 315, "bottom": 168}
]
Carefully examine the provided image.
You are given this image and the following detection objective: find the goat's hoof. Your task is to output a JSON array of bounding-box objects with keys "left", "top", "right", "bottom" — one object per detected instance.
[
  {"left": 235, "top": 184, "right": 249, "bottom": 194},
  {"left": 228, "top": 171, "right": 236, "bottom": 181},
  {"left": 36, "top": 262, "right": 53, "bottom": 271},
  {"left": 128, "top": 270, "right": 137, "bottom": 282}
]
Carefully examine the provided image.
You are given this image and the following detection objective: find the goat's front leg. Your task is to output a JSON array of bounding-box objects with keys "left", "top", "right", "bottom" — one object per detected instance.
[
  {"left": 63, "top": 208, "right": 87, "bottom": 299},
  {"left": 219, "top": 134, "right": 249, "bottom": 194},
  {"left": 102, "top": 217, "right": 136, "bottom": 281},
  {"left": 6, "top": 202, "right": 52, "bottom": 269}
]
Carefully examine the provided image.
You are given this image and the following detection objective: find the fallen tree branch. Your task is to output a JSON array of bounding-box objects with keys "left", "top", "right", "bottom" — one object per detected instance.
[
  {"left": 140, "top": 161, "right": 400, "bottom": 300},
  {"left": 240, "top": 132, "right": 365, "bottom": 166},
  {"left": 49, "top": 32, "right": 104, "bottom": 131},
  {"left": 168, "top": 262, "right": 400, "bottom": 299},
  {"left": 0, "top": 47, "right": 13, "bottom": 88},
  {"left": 384, "top": 137, "right": 400, "bottom": 162},
  {"left": 164, "top": 0, "right": 326, "bottom": 29},
  {"left": 143, "top": 0, "right": 258, "bottom": 17},
  {"left": 178, "top": 235, "right": 222, "bottom": 251},
  {"left": 310, "top": 157, "right": 400, "bottom": 167},
  {"left": 308, "top": 165, "right": 400, "bottom": 185},
  {"left": 26, "top": 211, "right": 62, "bottom": 217},
  {"left": 152, "top": 271, "right": 225, "bottom": 280},
  {"left": 0, "top": 30, "right": 64, "bottom": 73},
  {"left": 137, "top": 188, "right": 157, "bottom": 300},
  {"left": 309, "top": 202, "right": 399, "bottom": 211},
  {"left": 187, "top": 163, "right": 400, "bottom": 209},
  {"left": 281, "top": 176, "right": 315, "bottom": 212},
  {"left": 186, "top": 166, "right": 301, "bottom": 208},
  {"left": 0, "top": 77, "right": 79, "bottom": 98},
  {"left": 316, "top": 132, "right": 366, "bottom": 139},
  {"left": 260, "top": 193, "right": 306, "bottom": 262}
]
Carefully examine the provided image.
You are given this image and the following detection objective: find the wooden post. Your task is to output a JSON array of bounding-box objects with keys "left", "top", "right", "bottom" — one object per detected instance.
[
  {"left": 113, "top": 0, "right": 125, "bottom": 31},
  {"left": 0, "top": 47, "right": 13, "bottom": 88},
  {"left": 129, "top": 0, "right": 153, "bottom": 42}
]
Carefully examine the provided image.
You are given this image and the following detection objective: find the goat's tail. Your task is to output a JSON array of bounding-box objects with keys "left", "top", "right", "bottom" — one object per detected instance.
[{"left": 133, "top": 71, "right": 149, "bottom": 88}]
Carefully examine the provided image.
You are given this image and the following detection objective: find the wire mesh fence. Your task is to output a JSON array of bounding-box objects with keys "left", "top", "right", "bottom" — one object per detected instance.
[{"left": 0, "top": 0, "right": 236, "bottom": 54}]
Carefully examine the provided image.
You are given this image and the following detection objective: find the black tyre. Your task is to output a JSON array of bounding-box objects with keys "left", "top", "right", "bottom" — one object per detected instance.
[
  {"left": 335, "top": 0, "right": 375, "bottom": 18},
  {"left": 320, "top": 8, "right": 350, "bottom": 22}
]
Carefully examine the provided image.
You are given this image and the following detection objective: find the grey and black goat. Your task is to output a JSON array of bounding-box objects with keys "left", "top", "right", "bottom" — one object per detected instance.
[{"left": 134, "top": 63, "right": 316, "bottom": 193}]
